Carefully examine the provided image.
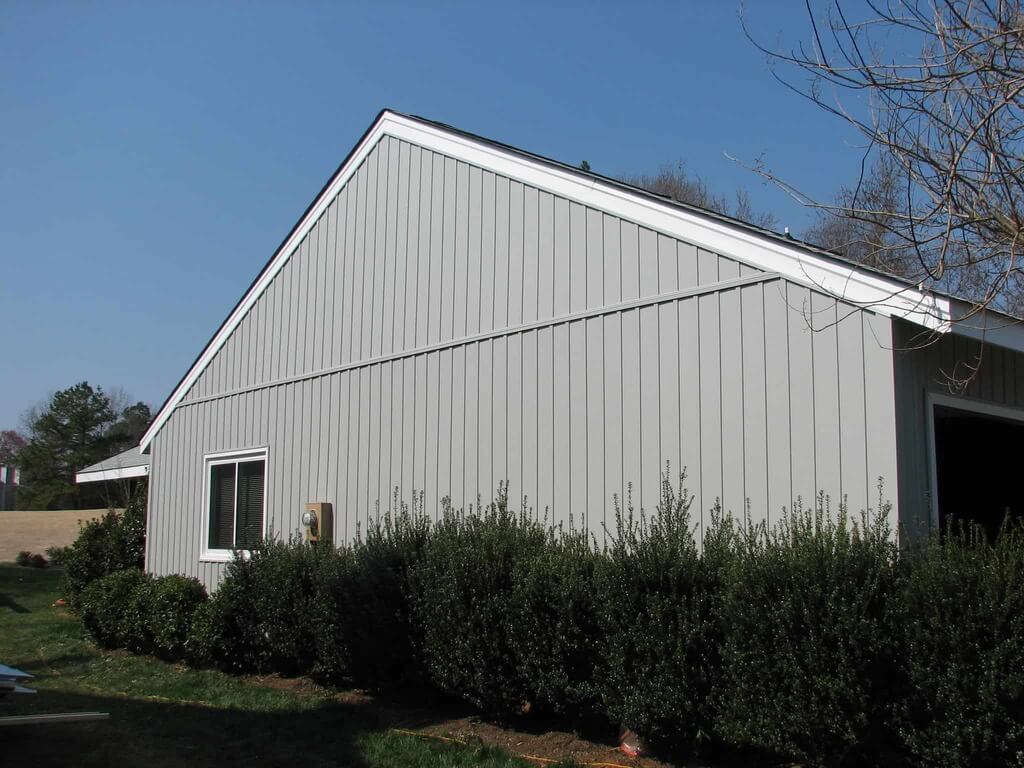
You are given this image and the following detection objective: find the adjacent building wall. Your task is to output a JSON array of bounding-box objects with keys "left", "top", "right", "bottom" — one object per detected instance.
[
  {"left": 147, "top": 135, "right": 900, "bottom": 589},
  {"left": 892, "top": 319, "right": 1024, "bottom": 542}
]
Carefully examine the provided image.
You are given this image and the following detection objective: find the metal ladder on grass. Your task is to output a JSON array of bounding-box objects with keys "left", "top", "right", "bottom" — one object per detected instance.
[{"left": 0, "top": 662, "right": 108, "bottom": 726}]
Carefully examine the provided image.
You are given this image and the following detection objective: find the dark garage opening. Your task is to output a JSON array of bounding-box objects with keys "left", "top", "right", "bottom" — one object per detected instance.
[{"left": 933, "top": 404, "right": 1024, "bottom": 540}]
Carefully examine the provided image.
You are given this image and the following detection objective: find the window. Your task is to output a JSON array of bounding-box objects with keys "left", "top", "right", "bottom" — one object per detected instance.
[{"left": 203, "top": 449, "right": 267, "bottom": 560}]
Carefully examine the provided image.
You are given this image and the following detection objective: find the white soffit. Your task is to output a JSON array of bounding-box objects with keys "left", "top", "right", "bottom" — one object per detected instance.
[{"left": 141, "top": 110, "right": 958, "bottom": 450}]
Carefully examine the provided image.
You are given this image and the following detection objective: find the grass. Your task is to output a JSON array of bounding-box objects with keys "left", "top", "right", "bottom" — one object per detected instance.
[{"left": 0, "top": 564, "right": 544, "bottom": 768}]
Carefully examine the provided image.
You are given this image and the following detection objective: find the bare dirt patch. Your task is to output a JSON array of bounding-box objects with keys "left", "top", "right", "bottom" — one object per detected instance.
[
  {"left": 0, "top": 508, "right": 110, "bottom": 561},
  {"left": 251, "top": 676, "right": 676, "bottom": 768},
  {"left": 416, "top": 716, "right": 670, "bottom": 768}
]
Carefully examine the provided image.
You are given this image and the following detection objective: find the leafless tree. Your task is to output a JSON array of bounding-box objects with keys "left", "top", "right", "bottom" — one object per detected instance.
[
  {"left": 0, "top": 430, "right": 26, "bottom": 465},
  {"left": 745, "top": 0, "right": 1024, "bottom": 318},
  {"left": 105, "top": 385, "right": 133, "bottom": 417},
  {"left": 623, "top": 162, "right": 778, "bottom": 229}
]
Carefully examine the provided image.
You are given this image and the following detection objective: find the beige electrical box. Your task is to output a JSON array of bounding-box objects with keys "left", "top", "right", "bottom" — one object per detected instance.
[{"left": 302, "top": 502, "right": 333, "bottom": 544}]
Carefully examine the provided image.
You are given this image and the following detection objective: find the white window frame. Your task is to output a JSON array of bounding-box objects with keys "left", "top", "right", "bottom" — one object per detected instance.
[
  {"left": 200, "top": 447, "right": 269, "bottom": 563},
  {"left": 925, "top": 392, "right": 1024, "bottom": 529}
]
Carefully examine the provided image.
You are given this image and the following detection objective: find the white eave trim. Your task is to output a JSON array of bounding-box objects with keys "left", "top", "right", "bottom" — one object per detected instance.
[
  {"left": 140, "top": 109, "right": 955, "bottom": 451},
  {"left": 75, "top": 464, "right": 149, "bottom": 484}
]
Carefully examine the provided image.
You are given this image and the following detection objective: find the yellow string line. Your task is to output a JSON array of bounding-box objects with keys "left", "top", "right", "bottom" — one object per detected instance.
[
  {"left": 78, "top": 682, "right": 213, "bottom": 708},
  {"left": 391, "top": 729, "right": 633, "bottom": 768},
  {"left": 391, "top": 727, "right": 468, "bottom": 745}
]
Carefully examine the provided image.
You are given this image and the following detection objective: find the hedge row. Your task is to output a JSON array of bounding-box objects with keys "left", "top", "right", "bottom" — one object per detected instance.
[{"left": 75, "top": 480, "right": 1024, "bottom": 767}]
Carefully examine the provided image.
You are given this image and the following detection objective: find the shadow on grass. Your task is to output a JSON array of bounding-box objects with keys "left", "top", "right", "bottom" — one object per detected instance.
[
  {"left": 13, "top": 651, "right": 101, "bottom": 674},
  {"left": 0, "top": 687, "right": 389, "bottom": 768},
  {"left": 0, "top": 592, "right": 29, "bottom": 613}
]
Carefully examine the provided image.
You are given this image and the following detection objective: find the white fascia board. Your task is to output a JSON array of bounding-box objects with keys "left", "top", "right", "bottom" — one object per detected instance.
[
  {"left": 140, "top": 110, "right": 953, "bottom": 450},
  {"left": 75, "top": 464, "right": 149, "bottom": 484}
]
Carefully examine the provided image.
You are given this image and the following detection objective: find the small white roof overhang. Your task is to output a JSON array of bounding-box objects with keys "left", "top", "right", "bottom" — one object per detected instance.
[{"left": 75, "top": 447, "right": 150, "bottom": 484}]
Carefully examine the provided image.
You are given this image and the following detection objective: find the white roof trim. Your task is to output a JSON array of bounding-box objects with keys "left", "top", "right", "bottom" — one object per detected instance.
[
  {"left": 141, "top": 109, "right": 957, "bottom": 451},
  {"left": 75, "top": 463, "right": 149, "bottom": 484}
]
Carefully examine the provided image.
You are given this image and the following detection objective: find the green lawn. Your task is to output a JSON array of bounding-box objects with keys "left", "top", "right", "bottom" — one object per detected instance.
[{"left": 0, "top": 565, "right": 540, "bottom": 768}]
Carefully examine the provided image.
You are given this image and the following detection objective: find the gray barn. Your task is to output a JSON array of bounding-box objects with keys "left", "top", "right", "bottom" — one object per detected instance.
[{"left": 139, "top": 110, "right": 1024, "bottom": 590}]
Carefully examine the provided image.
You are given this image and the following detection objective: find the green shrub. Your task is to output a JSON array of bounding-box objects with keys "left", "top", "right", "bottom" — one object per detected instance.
[
  {"left": 312, "top": 494, "right": 431, "bottom": 688},
  {"left": 895, "top": 521, "right": 1024, "bottom": 768},
  {"left": 62, "top": 486, "right": 146, "bottom": 604},
  {"left": 15, "top": 551, "right": 31, "bottom": 567},
  {"left": 513, "top": 526, "right": 602, "bottom": 724},
  {"left": 75, "top": 565, "right": 205, "bottom": 659},
  {"left": 712, "top": 494, "right": 898, "bottom": 766},
  {"left": 145, "top": 575, "right": 207, "bottom": 661},
  {"left": 184, "top": 561, "right": 259, "bottom": 672},
  {"left": 193, "top": 538, "right": 329, "bottom": 674},
  {"left": 593, "top": 473, "right": 724, "bottom": 754},
  {"left": 45, "top": 546, "right": 70, "bottom": 567},
  {"left": 79, "top": 569, "right": 151, "bottom": 649},
  {"left": 28, "top": 553, "right": 47, "bottom": 568},
  {"left": 307, "top": 546, "right": 357, "bottom": 683},
  {"left": 414, "top": 486, "right": 550, "bottom": 716},
  {"left": 184, "top": 597, "right": 220, "bottom": 667}
]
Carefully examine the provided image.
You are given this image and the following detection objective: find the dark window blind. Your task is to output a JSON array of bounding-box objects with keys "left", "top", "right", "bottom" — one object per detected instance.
[
  {"left": 209, "top": 463, "right": 235, "bottom": 549},
  {"left": 235, "top": 460, "right": 265, "bottom": 549}
]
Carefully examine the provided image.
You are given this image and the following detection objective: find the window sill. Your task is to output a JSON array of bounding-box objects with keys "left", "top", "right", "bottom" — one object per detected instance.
[{"left": 199, "top": 549, "right": 252, "bottom": 564}]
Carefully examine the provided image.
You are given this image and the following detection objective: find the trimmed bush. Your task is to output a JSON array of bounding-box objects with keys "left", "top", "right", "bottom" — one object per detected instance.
[
  {"left": 183, "top": 563, "right": 257, "bottom": 671},
  {"left": 307, "top": 546, "right": 357, "bottom": 683},
  {"left": 184, "top": 597, "right": 221, "bottom": 667},
  {"left": 78, "top": 569, "right": 206, "bottom": 659},
  {"left": 146, "top": 574, "right": 208, "bottom": 661},
  {"left": 415, "top": 486, "right": 550, "bottom": 716},
  {"left": 312, "top": 494, "right": 431, "bottom": 688},
  {"left": 15, "top": 551, "right": 31, "bottom": 567},
  {"left": 62, "top": 486, "right": 146, "bottom": 603},
  {"left": 510, "top": 524, "right": 602, "bottom": 724},
  {"left": 191, "top": 538, "right": 329, "bottom": 674},
  {"left": 895, "top": 521, "right": 1024, "bottom": 767},
  {"left": 712, "top": 494, "right": 898, "bottom": 766},
  {"left": 78, "top": 569, "right": 151, "bottom": 649},
  {"left": 593, "top": 474, "right": 725, "bottom": 754}
]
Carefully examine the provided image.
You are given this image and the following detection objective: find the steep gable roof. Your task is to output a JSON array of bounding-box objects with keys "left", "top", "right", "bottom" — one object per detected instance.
[{"left": 139, "top": 109, "right": 1013, "bottom": 451}]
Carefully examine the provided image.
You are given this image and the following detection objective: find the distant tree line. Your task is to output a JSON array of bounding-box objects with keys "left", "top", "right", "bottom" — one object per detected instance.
[
  {"left": 621, "top": 161, "right": 778, "bottom": 231},
  {"left": 2, "top": 382, "right": 151, "bottom": 510}
]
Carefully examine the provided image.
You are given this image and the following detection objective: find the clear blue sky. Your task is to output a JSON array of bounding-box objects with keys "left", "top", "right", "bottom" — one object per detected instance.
[{"left": 1, "top": 1, "right": 865, "bottom": 430}]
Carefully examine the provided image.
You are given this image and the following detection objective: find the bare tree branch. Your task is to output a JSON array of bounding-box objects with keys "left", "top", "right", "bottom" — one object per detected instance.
[{"left": 741, "top": 0, "right": 1024, "bottom": 319}]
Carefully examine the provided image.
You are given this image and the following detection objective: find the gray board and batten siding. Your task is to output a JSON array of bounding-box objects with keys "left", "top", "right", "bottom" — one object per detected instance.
[{"left": 146, "top": 134, "right": 900, "bottom": 590}]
